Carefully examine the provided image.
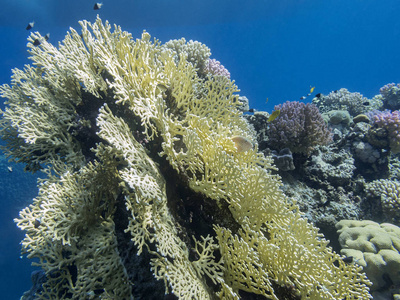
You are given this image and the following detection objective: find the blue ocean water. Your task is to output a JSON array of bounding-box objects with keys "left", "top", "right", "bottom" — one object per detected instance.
[{"left": 0, "top": 0, "right": 399, "bottom": 298}]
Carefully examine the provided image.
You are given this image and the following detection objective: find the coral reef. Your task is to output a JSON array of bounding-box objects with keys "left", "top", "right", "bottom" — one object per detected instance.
[
  {"left": 336, "top": 220, "right": 400, "bottom": 292},
  {"left": 271, "top": 148, "right": 295, "bottom": 171},
  {"left": 247, "top": 84, "right": 400, "bottom": 299},
  {"left": 245, "top": 92, "right": 396, "bottom": 240},
  {"left": 322, "top": 110, "right": 351, "bottom": 126},
  {"left": 303, "top": 147, "right": 355, "bottom": 187},
  {"left": 367, "top": 179, "right": 400, "bottom": 222},
  {"left": 370, "top": 110, "right": 400, "bottom": 154},
  {"left": 266, "top": 101, "right": 332, "bottom": 156},
  {"left": 164, "top": 37, "right": 211, "bottom": 72},
  {"left": 380, "top": 83, "right": 400, "bottom": 111},
  {"left": 0, "top": 17, "right": 372, "bottom": 299},
  {"left": 348, "top": 121, "right": 390, "bottom": 180},
  {"left": 312, "top": 88, "right": 382, "bottom": 116}
]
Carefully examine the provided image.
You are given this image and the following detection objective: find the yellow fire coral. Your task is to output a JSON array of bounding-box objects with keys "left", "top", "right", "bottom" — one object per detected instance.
[{"left": 1, "top": 17, "right": 371, "bottom": 299}]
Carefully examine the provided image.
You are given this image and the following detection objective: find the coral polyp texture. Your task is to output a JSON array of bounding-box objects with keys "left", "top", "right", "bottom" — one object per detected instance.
[
  {"left": 0, "top": 17, "right": 371, "bottom": 299},
  {"left": 380, "top": 83, "right": 400, "bottom": 110},
  {"left": 204, "top": 58, "right": 231, "bottom": 78},
  {"left": 267, "top": 101, "right": 332, "bottom": 156},
  {"left": 312, "top": 88, "right": 382, "bottom": 116},
  {"left": 336, "top": 220, "right": 400, "bottom": 291},
  {"left": 367, "top": 179, "right": 400, "bottom": 221},
  {"left": 371, "top": 110, "right": 400, "bottom": 154}
]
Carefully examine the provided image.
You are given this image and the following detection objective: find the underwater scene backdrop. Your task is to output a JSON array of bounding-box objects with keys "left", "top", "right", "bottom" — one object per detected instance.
[{"left": 0, "top": 0, "right": 400, "bottom": 299}]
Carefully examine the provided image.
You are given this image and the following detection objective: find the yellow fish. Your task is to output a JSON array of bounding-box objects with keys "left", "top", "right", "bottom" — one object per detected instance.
[
  {"left": 268, "top": 110, "right": 280, "bottom": 122},
  {"left": 310, "top": 86, "right": 315, "bottom": 93}
]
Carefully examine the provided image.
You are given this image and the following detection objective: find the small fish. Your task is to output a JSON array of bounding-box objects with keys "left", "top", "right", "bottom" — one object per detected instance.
[
  {"left": 310, "top": 86, "right": 315, "bottom": 93},
  {"left": 33, "top": 39, "right": 41, "bottom": 46},
  {"left": 342, "top": 256, "right": 353, "bottom": 264},
  {"left": 248, "top": 108, "right": 256, "bottom": 113},
  {"left": 265, "top": 97, "right": 269, "bottom": 104},
  {"left": 44, "top": 33, "right": 50, "bottom": 41},
  {"left": 26, "top": 21, "right": 34, "bottom": 30},
  {"left": 94, "top": 2, "right": 103, "bottom": 10},
  {"left": 34, "top": 219, "right": 41, "bottom": 229},
  {"left": 300, "top": 96, "right": 306, "bottom": 100},
  {"left": 232, "top": 136, "right": 253, "bottom": 152},
  {"left": 156, "top": 84, "right": 168, "bottom": 93},
  {"left": 7, "top": 166, "right": 13, "bottom": 172},
  {"left": 315, "top": 93, "right": 321, "bottom": 98},
  {"left": 268, "top": 110, "right": 280, "bottom": 122},
  {"left": 363, "top": 101, "right": 370, "bottom": 106}
]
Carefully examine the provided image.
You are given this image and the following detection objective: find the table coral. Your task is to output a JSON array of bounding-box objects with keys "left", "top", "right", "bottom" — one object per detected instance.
[{"left": 1, "top": 17, "right": 371, "bottom": 299}]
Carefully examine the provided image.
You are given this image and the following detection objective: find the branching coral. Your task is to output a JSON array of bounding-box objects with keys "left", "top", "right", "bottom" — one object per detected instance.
[
  {"left": 1, "top": 17, "right": 371, "bottom": 299},
  {"left": 367, "top": 179, "right": 400, "bottom": 221},
  {"left": 371, "top": 110, "right": 400, "bottom": 154},
  {"left": 204, "top": 58, "right": 231, "bottom": 78},
  {"left": 312, "top": 88, "right": 382, "bottom": 116},
  {"left": 15, "top": 161, "right": 132, "bottom": 299},
  {"left": 380, "top": 83, "right": 400, "bottom": 110},
  {"left": 267, "top": 101, "right": 332, "bottom": 156}
]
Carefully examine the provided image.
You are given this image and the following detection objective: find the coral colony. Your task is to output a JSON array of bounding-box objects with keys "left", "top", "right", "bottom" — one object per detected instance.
[{"left": 8, "top": 17, "right": 400, "bottom": 299}]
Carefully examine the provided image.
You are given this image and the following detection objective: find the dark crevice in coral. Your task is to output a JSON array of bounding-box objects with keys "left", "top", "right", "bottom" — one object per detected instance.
[
  {"left": 238, "top": 282, "right": 302, "bottom": 300},
  {"left": 70, "top": 89, "right": 108, "bottom": 162},
  {"left": 158, "top": 152, "right": 241, "bottom": 242},
  {"left": 113, "top": 192, "right": 174, "bottom": 300},
  {"left": 146, "top": 135, "right": 242, "bottom": 297},
  {"left": 353, "top": 150, "right": 390, "bottom": 181}
]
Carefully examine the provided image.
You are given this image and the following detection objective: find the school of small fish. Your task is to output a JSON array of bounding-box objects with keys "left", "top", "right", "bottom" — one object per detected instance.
[{"left": 25, "top": 3, "right": 102, "bottom": 46}]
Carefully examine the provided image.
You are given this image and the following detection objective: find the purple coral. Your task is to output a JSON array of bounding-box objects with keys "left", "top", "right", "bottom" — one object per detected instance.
[
  {"left": 204, "top": 58, "right": 230, "bottom": 79},
  {"left": 267, "top": 101, "right": 332, "bottom": 156},
  {"left": 373, "top": 110, "right": 400, "bottom": 153}
]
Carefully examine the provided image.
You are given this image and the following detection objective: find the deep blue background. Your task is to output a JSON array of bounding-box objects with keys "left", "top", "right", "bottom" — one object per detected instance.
[{"left": 0, "top": 0, "right": 400, "bottom": 298}]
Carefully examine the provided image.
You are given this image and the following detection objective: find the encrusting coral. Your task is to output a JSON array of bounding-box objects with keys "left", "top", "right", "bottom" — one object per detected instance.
[{"left": 1, "top": 17, "right": 371, "bottom": 299}]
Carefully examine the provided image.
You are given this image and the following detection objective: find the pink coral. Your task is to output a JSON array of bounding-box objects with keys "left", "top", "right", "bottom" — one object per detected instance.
[
  {"left": 204, "top": 58, "right": 230, "bottom": 79},
  {"left": 373, "top": 110, "right": 400, "bottom": 153}
]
